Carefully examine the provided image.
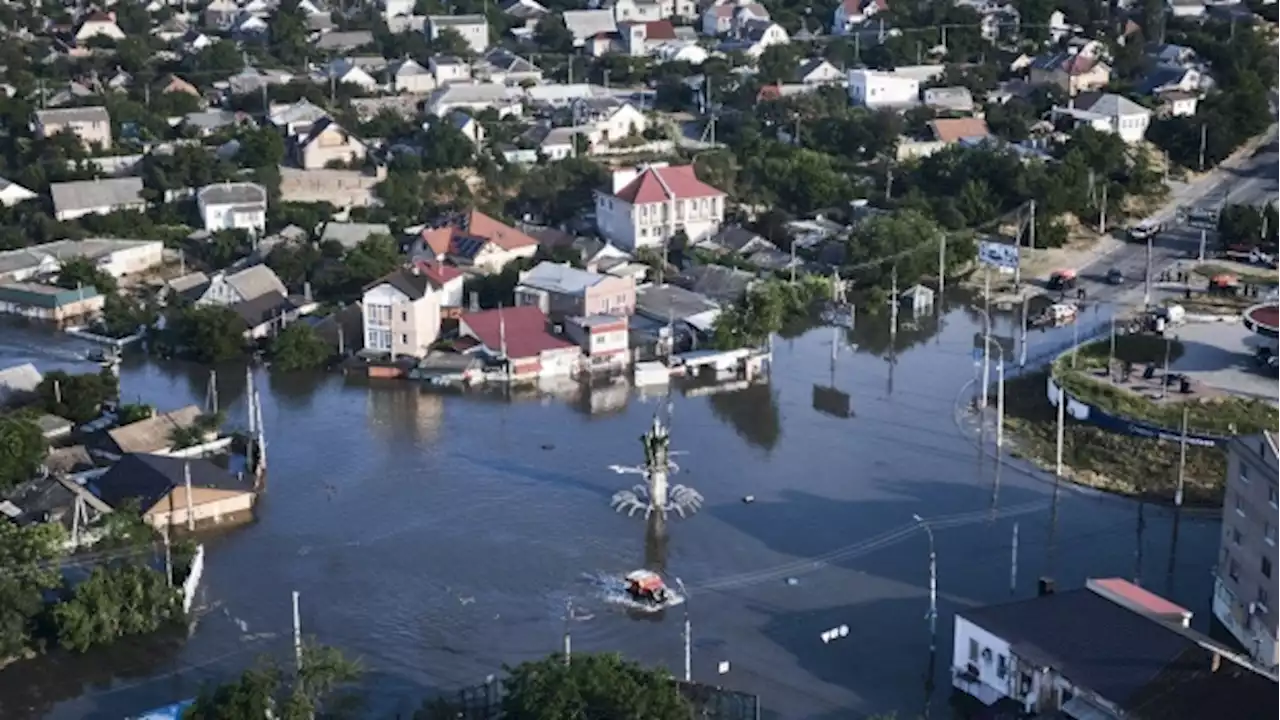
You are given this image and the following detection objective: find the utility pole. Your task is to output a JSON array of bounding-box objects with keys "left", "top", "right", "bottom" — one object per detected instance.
[
  {"left": 1198, "top": 124, "right": 1207, "bottom": 172},
  {"left": 1199, "top": 229, "right": 1207, "bottom": 262},
  {"left": 563, "top": 599, "right": 572, "bottom": 665},
  {"left": 184, "top": 461, "right": 195, "bottom": 531},
  {"left": 1108, "top": 313, "right": 1117, "bottom": 379},
  {"left": 1099, "top": 182, "right": 1107, "bottom": 234},
  {"left": 789, "top": 242, "right": 797, "bottom": 284},
  {"left": 1009, "top": 522, "right": 1019, "bottom": 595},
  {"left": 293, "top": 591, "right": 303, "bottom": 674},
  {"left": 889, "top": 265, "right": 899, "bottom": 350},
  {"left": 1071, "top": 315, "right": 1079, "bottom": 368},
  {"left": 937, "top": 234, "right": 946, "bottom": 301},
  {"left": 913, "top": 515, "right": 937, "bottom": 655},
  {"left": 1161, "top": 334, "right": 1173, "bottom": 400},
  {"left": 53, "top": 379, "right": 62, "bottom": 406},
  {"left": 1175, "top": 407, "right": 1189, "bottom": 508},
  {"left": 207, "top": 370, "right": 219, "bottom": 415},
  {"left": 1019, "top": 295, "right": 1029, "bottom": 368},
  {"left": 163, "top": 527, "right": 173, "bottom": 587},
  {"left": 885, "top": 163, "right": 894, "bottom": 201},
  {"left": 980, "top": 269, "right": 990, "bottom": 410},
  {"left": 1055, "top": 386, "right": 1066, "bottom": 477},
  {"left": 1143, "top": 236, "right": 1153, "bottom": 307},
  {"left": 682, "top": 588, "right": 692, "bottom": 682},
  {"left": 996, "top": 350, "right": 1005, "bottom": 453}
]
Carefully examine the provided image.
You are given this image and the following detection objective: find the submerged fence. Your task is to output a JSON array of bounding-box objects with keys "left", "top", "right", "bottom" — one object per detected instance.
[{"left": 428, "top": 677, "right": 761, "bottom": 720}]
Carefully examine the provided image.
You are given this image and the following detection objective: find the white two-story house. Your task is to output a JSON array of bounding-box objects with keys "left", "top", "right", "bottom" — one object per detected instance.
[
  {"left": 1051, "top": 92, "right": 1152, "bottom": 144},
  {"left": 594, "top": 164, "right": 726, "bottom": 251},
  {"left": 361, "top": 266, "right": 442, "bottom": 359},
  {"left": 196, "top": 182, "right": 268, "bottom": 235},
  {"left": 848, "top": 69, "right": 920, "bottom": 108}
]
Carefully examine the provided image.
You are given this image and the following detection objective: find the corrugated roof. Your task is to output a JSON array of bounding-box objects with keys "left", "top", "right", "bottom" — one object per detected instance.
[
  {"left": 0, "top": 282, "right": 101, "bottom": 308},
  {"left": 226, "top": 264, "right": 287, "bottom": 303},
  {"left": 518, "top": 262, "right": 607, "bottom": 296},
  {"left": 35, "top": 106, "right": 110, "bottom": 126},
  {"left": 104, "top": 405, "right": 204, "bottom": 455},
  {"left": 50, "top": 177, "right": 144, "bottom": 215}
]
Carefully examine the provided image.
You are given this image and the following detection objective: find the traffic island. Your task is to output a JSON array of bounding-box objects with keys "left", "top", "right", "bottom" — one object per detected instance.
[{"left": 1000, "top": 335, "right": 1278, "bottom": 507}]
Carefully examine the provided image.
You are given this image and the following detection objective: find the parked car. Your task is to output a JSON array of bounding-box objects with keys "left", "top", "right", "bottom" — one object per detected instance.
[{"left": 1106, "top": 268, "right": 1124, "bottom": 285}]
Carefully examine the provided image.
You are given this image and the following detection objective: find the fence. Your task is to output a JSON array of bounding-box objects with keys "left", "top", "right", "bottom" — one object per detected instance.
[{"left": 427, "top": 677, "right": 760, "bottom": 720}]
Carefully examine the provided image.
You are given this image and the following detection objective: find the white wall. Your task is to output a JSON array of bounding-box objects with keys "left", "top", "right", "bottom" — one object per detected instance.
[
  {"left": 848, "top": 70, "right": 919, "bottom": 108},
  {"left": 362, "top": 283, "right": 406, "bottom": 353},
  {"left": 953, "top": 616, "right": 1015, "bottom": 700}
]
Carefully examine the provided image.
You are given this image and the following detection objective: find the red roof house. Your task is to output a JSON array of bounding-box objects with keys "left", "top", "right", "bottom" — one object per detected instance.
[
  {"left": 412, "top": 259, "right": 466, "bottom": 309},
  {"left": 594, "top": 164, "right": 728, "bottom": 251},
  {"left": 417, "top": 210, "right": 540, "bottom": 274},
  {"left": 609, "top": 165, "right": 725, "bottom": 205},
  {"left": 458, "top": 306, "right": 580, "bottom": 378}
]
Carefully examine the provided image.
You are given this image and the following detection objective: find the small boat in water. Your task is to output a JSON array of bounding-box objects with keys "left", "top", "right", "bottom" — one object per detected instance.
[
  {"left": 86, "top": 347, "right": 121, "bottom": 364},
  {"left": 624, "top": 570, "right": 672, "bottom": 606}
]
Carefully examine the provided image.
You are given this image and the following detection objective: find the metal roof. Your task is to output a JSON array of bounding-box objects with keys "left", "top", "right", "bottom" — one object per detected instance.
[{"left": 50, "top": 177, "right": 144, "bottom": 214}]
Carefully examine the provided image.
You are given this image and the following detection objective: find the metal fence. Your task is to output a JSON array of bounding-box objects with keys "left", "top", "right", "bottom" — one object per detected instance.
[{"left": 424, "top": 677, "right": 761, "bottom": 720}]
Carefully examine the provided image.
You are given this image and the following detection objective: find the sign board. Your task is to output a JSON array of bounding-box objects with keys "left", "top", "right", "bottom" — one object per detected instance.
[
  {"left": 978, "top": 241, "right": 1020, "bottom": 269},
  {"left": 1046, "top": 376, "right": 1229, "bottom": 448}
]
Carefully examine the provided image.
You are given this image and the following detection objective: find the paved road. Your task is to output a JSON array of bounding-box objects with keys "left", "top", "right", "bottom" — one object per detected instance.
[{"left": 1070, "top": 125, "right": 1280, "bottom": 307}]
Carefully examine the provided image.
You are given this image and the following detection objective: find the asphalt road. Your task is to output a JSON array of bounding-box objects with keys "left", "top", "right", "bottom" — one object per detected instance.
[{"left": 1070, "top": 125, "right": 1280, "bottom": 307}]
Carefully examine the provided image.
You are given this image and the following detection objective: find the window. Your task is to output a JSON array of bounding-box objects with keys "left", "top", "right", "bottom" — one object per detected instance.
[
  {"left": 1270, "top": 484, "right": 1278, "bottom": 509},
  {"left": 996, "top": 655, "right": 1008, "bottom": 679},
  {"left": 1240, "top": 465, "right": 1250, "bottom": 484},
  {"left": 1236, "top": 493, "right": 1246, "bottom": 517},
  {"left": 401, "top": 311, "right": 407, "bottom": 322},
  {"left": 1230, "top": 558, "right": 1240, "bottom": 582},
  {"left": 968, "top": 638, "right": 978, "bottom": 662},
  {"left": 1267, "top": 523, "right": 1276, "bottom": 546},
  {"left": 401, "top": 334, "right": 408, "bottom": 345},
  {"left": 1258, "top": 585, "right": 1270, "bottom": 611},
  {"left": 1233, "top": 526, "right": 1244, "bottom": 546},
  {"left": 1263, "top": 557, "right": 1272, "bottom": 580}
]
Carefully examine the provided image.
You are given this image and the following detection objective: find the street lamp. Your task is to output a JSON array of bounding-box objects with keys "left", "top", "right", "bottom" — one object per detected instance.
[
  {"left": 675, "top": 578, "right": 691, "bottom": 682},
  {"left": 912, "top": 514, "right": 938, "bottom": 655}
]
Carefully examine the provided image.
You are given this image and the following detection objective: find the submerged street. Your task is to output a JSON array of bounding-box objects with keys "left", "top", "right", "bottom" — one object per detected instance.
[{"left": 0, "top": 301, "right": 1222, "bottom": 720}]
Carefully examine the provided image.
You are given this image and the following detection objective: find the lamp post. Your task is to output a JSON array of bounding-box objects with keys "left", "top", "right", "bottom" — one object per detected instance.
[
  {"left": 912, "top": 514, "right": 937, "bottom": 654},
  {"left": 675, "top": 578, "right": 691, "bottom": 682}
]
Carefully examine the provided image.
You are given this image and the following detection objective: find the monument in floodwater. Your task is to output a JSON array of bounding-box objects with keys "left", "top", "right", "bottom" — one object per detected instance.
[{"left": 611, "top": 413, "right": 703, "bottom": 518}]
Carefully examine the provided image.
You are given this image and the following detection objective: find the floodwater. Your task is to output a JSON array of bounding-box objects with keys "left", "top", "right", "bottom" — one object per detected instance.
[{"left": 0, "top": 299, "right": 1221, "bottom": 720}]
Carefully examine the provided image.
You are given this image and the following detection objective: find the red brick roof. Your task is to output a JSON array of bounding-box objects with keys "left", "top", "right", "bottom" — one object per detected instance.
[
  {"left": 460, "top": 306, "right": 576, "bottom": 360},
  {"left": 612, "top": 165, "right": 725, "bottom": 204},
  {"left": 643, "top": 20, "right": 677, "bottom": 40},
  {"left": 412, "top": 259, "right": 464, "bottom": 287},
  {"left": 420, "top": 210, "right": 538, "bottom": 257}
]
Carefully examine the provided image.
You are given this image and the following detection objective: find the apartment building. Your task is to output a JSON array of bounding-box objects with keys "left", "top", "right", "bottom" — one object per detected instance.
[{"left": 1213, "top": 432, "right": 1280, "bottom": 670}]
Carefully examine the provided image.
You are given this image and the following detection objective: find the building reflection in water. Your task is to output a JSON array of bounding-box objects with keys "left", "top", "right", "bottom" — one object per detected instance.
[{"left": 364, "top": 384, "right": 444, "bottom": 443}]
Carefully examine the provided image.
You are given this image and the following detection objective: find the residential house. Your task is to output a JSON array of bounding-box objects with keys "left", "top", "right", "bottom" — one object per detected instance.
[
  {"left": 321, "top": 221, "right": 393, "bottom": 249},
  {"left": 430, "top": 55, "right": 473, "bottom": 85},
  {"left": 427, "top": 83, "right": 521, "bottom": 118},
  {"left": 183, "top": 110, "right": 251, "bottom": 137},
  {"left": 203, "top": 0, "right": 240, "bottom": 29},
  {"left": 321, "top": 59, "right": 380, "bottom": 92},
  {"left": 697, "top": 226, "right": 777, "bottom": 257},
  {"left": 361, "top": 265, "right": 443, "bottom": 358},
  {"left": 389, "top": 58, "right": 436, "bottom": 93},
  {"left": 1052, "top": 92, "right": 1152, "bottom": 144},
  {"left": 34, "top": 106, "right": 113, "bottom": 150},
  {"left": 676, "top": 264, "right": 755, "bottom": 304},
  {"left": 514, "top": 261, "right": 636, "bottom": 320},
  {"left": 448, "top": 111, "right": 486, "bottom": 145},
  {"left": 605, "top": 0, "right": 664, "bottom": 23},
  {"left": 565, "top": 314, "right": 630, "bottom": 371},
  {"left": 1166, "top": 0, "right": 1207, "bottom": 18},
  {"left": 0, "top": 238, "right": 163, "bottom": 283},
  {"left": 1213, "top": 432, "right": 1279, "bottom": 670},
  {"left": 0, "top": 362, "right": 42, "bottom": 407},
  {"left": 633, "top": 283, "right": 720, "bottom": 345},
  {"left": 562, "top": 10, "right": 618, "bottom": 47},
  {"left": 502, "top": 0, "right": 550, "bottom": 35},
  {"left": 922, "top": 86, "right": 974, "bottom": 113},
  {"left": 1028, "top": 52, "right": 1112, "bottom": 96},
  {"left": 50, "top": 177, "right": 145, "bottom": 221},
  {"left": 88, "top": 453, "right": 256, "bottom": 530},
  {"left": 832, "top": 0, "right": 886, "bottom": 35},
  {"left": 458, "top": 305, "right": 581, "bottom": 379},
  {"left": 520, "top": 123, "right": 583, "bottom": 160},
  {"left": 228, "top": 67, "right": 295, "bottom": 96},
  {"left": 313, "top": 30, "right": 375, "bottom": 52},
  {"left": 413, "top": 260, "right": 465, "bottom": 310},
  {"left": 196, "top": 182, "right": 268, "bottom": 235},
  {"left": 727, "top": 19, "right": 789, "bottom": 58},
  {"left": 572, "top": 97, "right": 648, "bottom": 144},
  {"left": 930, "top": 117, "right": 991, "bottom": 144},
  {"left": 415, "top": 210, "right": 540, "bottom": 273},
  {"left": 95, "top": 405, "right": 207, "bottom": 459},
  {"left": 702, "top": 1, "right": 770, "bottom": 36},
  {"left": 0, "top": 283, "right": 103, "bottom": 325},
  {"left": 427, "top": 15, "right": 490, "bottom": 53},
  {"left": 157, "top": 74, "right": 201, "bottom": 99},
  {"left": 848, "top": 69, "right": 919, "bottom": 108},
  {"left": 0, "top": 177, "right": 37, "bottom": 207},
  {"left": 1157, "top": 91, "right": 1199, "bottom": 118},
  {"left": 269, "top": 99, "right": 331, "bottom": 137},
  {"left": 230, "top": 12, "right": 270, "bottom": 39},
  {"left": 1138, "top": 64, "right": 1205, "bottom": 97},
  {"left": 232, "top": 291, "right": 300, "bottom": 339},
  {"left": 75, "top": 11, "right": 126, "bottom": 43},
  {"left": 476, "top": 48, "right": 543, "bottom": 85},
  {"left": 594, "top": 164, "right": 727, "bottom": 251},
  {"left": 191, "top": 264, "right": 289, "bottom": 307},
  {"left": 952, "top": 580, "right": 1277, "bottom": 719},
  {"left": 795, "top": 58, "right": 845, "bottom": 85},
  {"left": 293, "top": 118, "right": 367, "bottom": 170},
  {"left": 383, "top": 0, "right": 415, "bottom": 20}
]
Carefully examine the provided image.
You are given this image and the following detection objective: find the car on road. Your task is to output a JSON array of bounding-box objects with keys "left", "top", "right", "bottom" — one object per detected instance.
[
  {"left": 1106, "top": 268, "right": 1125, "bottom": 285},
  {"left": 1127, "top": 220, "right": 1161, "bottom": 242}
]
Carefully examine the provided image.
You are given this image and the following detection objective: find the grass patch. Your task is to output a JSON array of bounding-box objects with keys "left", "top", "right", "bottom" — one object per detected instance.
[
  {"left": 1003, "top": 371, "right": 1229, "bottom": 506},
  {"left": 1165, "top": 293, "right": 1263, "bottom": 315},
  {"left": 1192, "top": 263, "right": 1279, "bottom": 285}
]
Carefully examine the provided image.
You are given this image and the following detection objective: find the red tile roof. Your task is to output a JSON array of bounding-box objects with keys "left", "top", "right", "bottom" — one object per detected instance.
[
  {"left": 757, "top": 83, "right": 783, "bottom": 102},
  {"left": 1089, "top": 578, "right": 1191, "bottom": 618},
  {"left": 460, "top": 306, "right": 576, "bottom": 360},
  {"left": 412, "top": 259, "right": 465, "bottom": 287},
  {"left": 643, "top": 20, "right": 677, "bottom": 40},
  {"left": 420, "top": 209, "right": 538, "bottom": 258},
  {"left": 612, "top": 165, "right": 725, "bottom": 204}
]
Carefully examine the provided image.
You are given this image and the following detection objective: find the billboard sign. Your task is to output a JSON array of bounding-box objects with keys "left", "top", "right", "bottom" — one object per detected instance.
[{"left": 978, "top": 241, "right": 1020, "bottom": 269}]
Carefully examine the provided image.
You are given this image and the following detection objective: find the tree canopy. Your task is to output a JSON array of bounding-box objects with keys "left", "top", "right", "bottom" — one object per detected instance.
[
  {"left": 37, "top": 369, "right": 119, "bottom": 423},
  {"left": 184, "top": 643, "right": 361, "bottom": 720},
  {"left": 268, "top": 323, "right": 331, "bottom": 372},
  {"left": 500, "top": 653, "right": 692, "bottom": 720},
  {"left": 0, "top": 414, "right": 46, "bottom": 492}
]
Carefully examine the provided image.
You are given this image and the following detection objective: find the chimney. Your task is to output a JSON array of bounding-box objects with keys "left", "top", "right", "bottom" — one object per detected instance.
[
  {"left": 1211, "top": 651, "right": 1222, "bottom": 673},
  {"left": 1038, "top": 577, "right": 1055, "bottom": 596}
]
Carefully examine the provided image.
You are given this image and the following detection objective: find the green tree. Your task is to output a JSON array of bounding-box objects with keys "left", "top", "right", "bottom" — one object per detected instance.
[
  {"left": 533, "top": 14, "right": 575, "bottom": 54},
  {"left": 100, "top": 293, "right": 158, "bottom": 338},
  {"left": 37, "top": 369, "right": 119, "bottom": 423},
  {"left": 185, "top": 643, "right": 361, "bottom": 720},
  {"left": 52, "top": 563, "right": 181, "bottom": 652},
  {"left": 236, "top": 126, "right": 287, "bottom": 170},
  {"left": 55, "top": 256, "right": 118, "bottom": 295},
  {"left": 429, "top": 27, "right": 474, "bottom": 58},
  {"left": 500, "top": 653, "right": 692, "bottom": 720},
  {"left": 418, "top": 119, "right": 475, "bottom": 171},
  {"left": 0, "top": 521, "right": 66, "bottom": 658},
  {"left": 164, "top": 305, "right": 247, "bottom": 363},
  {"left": 267, "top": 323, "right": 331, "bottom": 372},
  {"left": 0, "top": 414, "right": 46, "bottom": 492}
]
